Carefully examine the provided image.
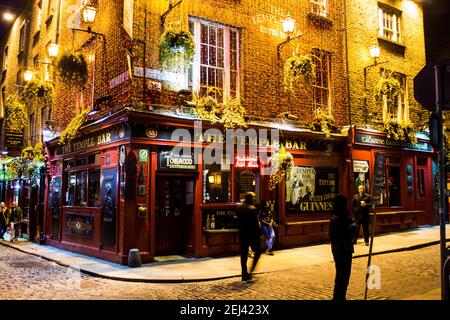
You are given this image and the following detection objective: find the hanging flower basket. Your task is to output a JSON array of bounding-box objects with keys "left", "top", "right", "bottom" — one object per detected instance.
[
  {"left": 374, "top": 78, "right": 402, "bottom": 110},
  {"left": 269, "top": 147, "right": 294, "bottom": 191},
  {"left": 220, "top": 97, "right": 247, "bottom": 129},
  {"left": 194, "top": 95, "right": 221, "bottom": 124},
  {"left": 21, "top": 77, "right": 54, "bottom": 107},
  {"left": 283, "top": 54, "right": 316, "bottom": 93},
  {"left": 3, "top": 98, "right": 27, "bottom": 132},
  {"left": 159, "top": 30, "right": 195, "bottom": 70},
  {"left": 56, "top": 51, "right": 89, "bottom": 88}
]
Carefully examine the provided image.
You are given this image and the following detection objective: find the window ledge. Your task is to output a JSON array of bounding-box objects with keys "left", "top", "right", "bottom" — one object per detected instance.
[
  {"left": 377, "top": 37, "right": 406, "bottom": 51},
  {"left": 307, "top": 12, "right": 333, "bottom": 29}
]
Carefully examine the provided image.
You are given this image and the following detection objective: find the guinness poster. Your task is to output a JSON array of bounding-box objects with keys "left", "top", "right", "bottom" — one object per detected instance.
[{"left": 286, "top": 167, "right": 338, "bottom": 213}]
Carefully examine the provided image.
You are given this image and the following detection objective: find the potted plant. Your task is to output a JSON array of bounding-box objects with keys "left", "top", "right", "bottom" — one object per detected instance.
[
  {"left": 269, "top": 147, "right": 294, "bottom": 190},
  {"left": 56, "top": 51, "right": 89, "bottom": 88},
  {"left": 59, "top": 109, "right": 89, "bottom": 145},
  {"left": 311, "top": 107, "right": 337, "bottom": 138},
  {"left": 159, "top": 29, "right": 195, "bottom": 70},
  {"left": 283, "top": 53, "right": 316, "bottom": 93}
]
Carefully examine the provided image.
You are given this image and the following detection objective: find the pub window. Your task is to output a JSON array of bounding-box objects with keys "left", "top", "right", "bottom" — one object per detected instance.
[
  {"left": 66, "top": 172, "right": 76, "bottom": 206},
  {"left": 378, "top": 5, "right": 401, "bottom": 43},
  {"left": 88, "top": 170, "right": 101, "bottom": 207},
  {"left": 310, "top": 0, "right": 327, "bottom": 17},
  {"left": 203, "top": 163, "right": 231, "bottom": 203},
  {"left": 380, "top": 157, "right": 401, "bottom": 207},
  {"left": 75, "top": 171, "right": 88, "bottom": 206},
  {"left": 188, "top": 17, "right": 240, "bottom": 101},
  {"left": 311, "top": 48, "right": 332, "bottom": 112},
  {"left": 381, "top": 71, "right": 407, "bottom": 122}
]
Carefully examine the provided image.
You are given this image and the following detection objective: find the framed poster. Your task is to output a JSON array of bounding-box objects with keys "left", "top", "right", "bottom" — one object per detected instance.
[{"left": 353, "top": 160, "right": 370, "bottom": 193}]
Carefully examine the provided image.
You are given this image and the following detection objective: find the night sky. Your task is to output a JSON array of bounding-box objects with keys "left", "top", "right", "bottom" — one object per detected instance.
[{"left": 0, "top": 0, "right": 28, "bottom": 40}]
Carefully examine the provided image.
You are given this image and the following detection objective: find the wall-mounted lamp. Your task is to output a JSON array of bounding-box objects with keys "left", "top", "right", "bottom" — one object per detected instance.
[
  {"left": 82, "top": 4, "right": 97, "bottom": 24},
  {"left": 277, "top": 14, "right": 302, "bottom": 61},
  {"left": 364, "top": 44, "right": 389, "bottom": 88},
  {"left": 208, "top": 175, "right": 215, "bottom": 184},
  {"left": 1, "top": 148, "right": 8, "bottom": 156},
  {"left": 3, "top": 12, "right": 14, "bottom": 22},
  {"left": 47, "top": 42, "right": 60, "bottom": 59},
  {"left": 369, "top": 44, "right": 380, "bottom": 61},
  {"left": 42, "top": 121, "right": 55, "bottom": 142},
  {"left": 24, "top": 70, "right": 34, "bottom": 82}
]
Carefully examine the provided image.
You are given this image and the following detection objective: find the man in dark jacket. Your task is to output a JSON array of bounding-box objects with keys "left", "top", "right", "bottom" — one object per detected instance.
[
  {"left": 329, "top": 195, "right": 356, "bottom": 301},
  {"left": 8, "top": 202, "right": 23, "bottom": 241},
  {"left": 352, "top": 185, "right": 371, "bottom": 246},
  {"left": 0, "top": 202, "right": 8, "bottom": 239},
  {"left": 237, "top": 192, "right": 262, "bottom": 281}
]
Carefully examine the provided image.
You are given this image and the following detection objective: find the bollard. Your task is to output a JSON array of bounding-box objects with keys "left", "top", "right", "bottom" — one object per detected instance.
[{"left": 128, "top": 248, "right": 142, "bottom": 268}]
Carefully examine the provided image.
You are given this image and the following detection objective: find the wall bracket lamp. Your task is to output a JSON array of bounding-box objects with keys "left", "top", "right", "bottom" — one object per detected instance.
[{"left": 160, "top": 0, "right": 183, "bottom": 33}]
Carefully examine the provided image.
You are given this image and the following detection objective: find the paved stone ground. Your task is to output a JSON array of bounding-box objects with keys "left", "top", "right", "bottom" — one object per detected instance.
[{"left": 0, "top": 244, "right": 440, "bottom": 300}]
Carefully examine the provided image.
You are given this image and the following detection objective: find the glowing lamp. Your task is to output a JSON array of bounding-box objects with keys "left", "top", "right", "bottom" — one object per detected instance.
[
  {"left": 369, "top": 45, "right": 381, "bottom": 59},
  {"left": 47, "top": 43, "right": 60, "bottom": 58},
  {"left": 208, "top": 175, "right": 215, "bottom": 184},
  {"left": 82, "top": 5, "right": 97, "bottom": 24},
  {"left": 24, "top": 70, "right": 34, "bottom": 82},
  {"left": 42, "top": 125, "right": 54, "bottom": 142},
  {"left": 282, "top": 14, "right": 296, "bottom": 34},
  {"left": 3, "top": 12, "right": 14, "bottom": 21}
]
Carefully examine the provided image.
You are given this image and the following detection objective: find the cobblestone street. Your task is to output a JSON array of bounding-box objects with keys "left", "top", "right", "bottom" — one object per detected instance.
[{"left": 0, "top": 243, "right": 441, "bottom": 300}]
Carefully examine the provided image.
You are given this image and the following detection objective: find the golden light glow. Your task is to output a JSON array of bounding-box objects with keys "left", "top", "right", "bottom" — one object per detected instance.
[
  {"left": 24, "top": 70, "right": 34, "bottom": 82},
  {"left": 369, "top": 45, "right": 380, "bottom": 59},
  {"left": 216, "top": 175, "right": 221, "bottom": 184},
  {"left": 82, "top": 5, "right": 97, "bottom": 24},
  {"left": 3, "top": 12, "right": 14, "bottom": 21},
  {"left": 208, "top": 175, "right": 215, "bottom": 184},
  {"left": 282, "top": 14, "right": 296, "bottom": 34},
  {"left": 47, "top": 43, "right": 60, "bottom": 58}
]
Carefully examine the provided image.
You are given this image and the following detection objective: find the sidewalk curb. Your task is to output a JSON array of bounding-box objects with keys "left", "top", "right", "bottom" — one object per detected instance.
[{"left": 1, "top": 237, "right": 449, "bottom": 284}]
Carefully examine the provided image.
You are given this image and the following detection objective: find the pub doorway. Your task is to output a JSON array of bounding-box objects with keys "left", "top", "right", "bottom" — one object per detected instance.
[{"left": 155, "top": 175, "right": 195, "bottom": 257}]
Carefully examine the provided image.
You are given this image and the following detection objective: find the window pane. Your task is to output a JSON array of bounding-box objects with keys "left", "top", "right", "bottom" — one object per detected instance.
[
  {"left": 388, "top": 166, "right": 401, "bottom": 206},
  {"left": 204, "top": 164, "right": 231, "bottom": 203},
  {"left": 201, "top": 45, "right": 208, "bottom": 65},
  {"left": 66, "top": 172, "right": 76, "bottom": 206},
  {"left": 217, "top": 69, "right": 224, "bottom": 88},
  {"left": 88, "top": 170, "right": 101, "bottom": 207},
  {"left": 209, "top": 26, "right": 216, "bottom": 46},
  {"left": 217, "top": 48, "right": 224, "bottom": 68},
  {"left": 201, "top": 24, "right": 208, "bottom": 44},
  {"left": 200, "top": 66, "right": 207, "bottom": 85},
  {"left": 208, "top": 68, "right": 216, "bottom": 86},
  {"left": 230, "top": 31, "right": 237, "bottom": 51},
  {"left": 209, "top": 46, "right": 217, "bottom": 66},
  {"left": 217, "top": 29, "right": 224, "bottom": 47},
  {"left": 75, "top": 171, "right": 87, "bottom": 207}
]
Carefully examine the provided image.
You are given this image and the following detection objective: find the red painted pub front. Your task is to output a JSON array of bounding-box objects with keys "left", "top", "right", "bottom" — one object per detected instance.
[{"left": 43, "top": 109, "right": 434, "bottom": 265}]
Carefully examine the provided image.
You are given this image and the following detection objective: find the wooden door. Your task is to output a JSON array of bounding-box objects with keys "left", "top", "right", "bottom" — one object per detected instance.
[{"left": 155, "top": 176, "right": 194, "bottom": 256}]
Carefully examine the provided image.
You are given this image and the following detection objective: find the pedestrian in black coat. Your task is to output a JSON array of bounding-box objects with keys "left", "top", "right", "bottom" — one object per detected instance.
[
  {"left": 352, "top": 184, "right": 372, "bottom": 245},
  {"left": 237, "top": 192, "right": 262, "bottom": 281},
  {"left": 329, "top": 194, "right": 356, "bottom": 301}
]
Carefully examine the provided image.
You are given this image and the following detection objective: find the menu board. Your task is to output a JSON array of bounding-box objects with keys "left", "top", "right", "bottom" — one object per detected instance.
[
  {"left": 236, "top": 170, "right": 256, "bottom": 201},
  {"left": 286, "top": 167, "right": 338, "bottom": 213}
]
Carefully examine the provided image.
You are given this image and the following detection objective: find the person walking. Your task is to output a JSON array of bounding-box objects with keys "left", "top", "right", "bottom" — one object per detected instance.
[
  {"left": 329, "top": 194, "right": 356, "bottom": 301},
  {"left": 260, "top": 206, "right": 276, "bottom": 255},
  {"left": 8, "top": 202, "right": 23, "bottom": 241},
  {"left": 237, "top": 192, "right": 262, "bottom": 281},
  {"left": 0, "top": 202, "right": 8, "bottom": 240},
  {"left": 352, "top": 184, "right": 371, "bottom": 246}
]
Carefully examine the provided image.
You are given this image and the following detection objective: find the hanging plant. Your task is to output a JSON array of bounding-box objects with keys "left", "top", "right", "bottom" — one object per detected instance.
[
  {"left": 283, "top": 53, "right": 316, "bottom": 93},
  {"left": 374, "top": 78, "right": 402, "bottom": 110},
  {"left": 383, "top": 118, "right": 417, "bottom": 145},
  {"left": 159, "top": 29, "right": 195, "bottom": 70},
  {"left": 5, "top": 158, "right": 22, "bottom": 181},
  {"left": 59, "top": 110, "right": 89, "bottom": 145},
  {"left": 269, "top": 147, "right": 294, "bottom": 191},
  {"left": 21, "top": 77, "right": 54, "bottom": 108},
  {"left": 311, "top": 107, "right": 338, "bottom": 138},
  {"left": 56, "top": 51, "right": 89, "bottom": 88},
  {"left": 193, "top": 95, "right": 221, "bottom": 124},
  {"left": 3, "top": 98, "right": 27, "bottom": 132},
  {"left": 220, "top": 97, "right": 247, "bottom": 129}
]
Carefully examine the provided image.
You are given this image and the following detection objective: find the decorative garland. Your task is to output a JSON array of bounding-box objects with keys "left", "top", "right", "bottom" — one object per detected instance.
[
  {"left": 21, "top": 77, "right": 54, "bottom": 108},
  {"left": 3, "top": 98, "right": 27, "bottom": 132},
  {"left": 56, "top": 51, "right": 89, "bottom": 88},
  {"left": 383, "top": 118, "right": 417, "bottom": 145},
  {"left": 59, "top": 110, "right": 89, "bottom": 145},
  {"left": 310, "top": 107, "right": 337, "bottom": 138},
  {"left": 269, "top": 147, "right": 294, "bottom": 191},
  {"left": 374, "top": 78, "right": 402, "bottom": 111},
  {"left": 159, "top": 29, "right": 195, "bottom": 70},
  {"left": 283, "top": 53, "right": 316, "bottom": 93}
]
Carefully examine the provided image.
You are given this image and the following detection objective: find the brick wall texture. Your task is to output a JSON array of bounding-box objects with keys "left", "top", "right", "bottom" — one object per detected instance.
[{"left": 0, "top": 0, "right": 429, "bottom": 148}]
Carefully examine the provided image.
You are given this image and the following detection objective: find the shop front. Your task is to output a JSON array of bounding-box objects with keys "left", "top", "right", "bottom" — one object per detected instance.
[
  {"left": 44, "top": 108, "right": 351, "bottom": 264},
  {"left": 350, "top": 127, "right": 435, "bottom": 232}
]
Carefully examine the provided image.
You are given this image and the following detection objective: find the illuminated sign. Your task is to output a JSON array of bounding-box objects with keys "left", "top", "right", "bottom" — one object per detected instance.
[
  {"left": 235, "top": 156, "right": 258, "bottom": 168},
  {"left": 159, "top": 152, "right": 197, "bottom": 171},
  {"left": 355, "top": 133, "right": 432, "bottom": 152}
]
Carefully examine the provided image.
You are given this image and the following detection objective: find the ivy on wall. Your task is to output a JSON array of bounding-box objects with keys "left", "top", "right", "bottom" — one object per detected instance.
[{"left": 3, "top": 97, "right": 28, "bottom": 132}]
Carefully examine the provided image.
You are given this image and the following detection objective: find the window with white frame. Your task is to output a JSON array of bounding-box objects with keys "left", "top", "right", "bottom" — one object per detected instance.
[
  {"left": 311, "top": 48, "right": 332, "bottom": 111},
  {"left": 310, "top": 0, "right": 327, "bottom": 17},
  {"left": 378, "top": 6, "right": 401, "bottom": 42},
  {"left": 382, "top": 71, "right": 408, "bottom": 121},
  {"left": 19, "top": 23, "right": 26, "bottom": 53},
  {"left": 188, "top": 18, "right": 240, "bottom": 101}
]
